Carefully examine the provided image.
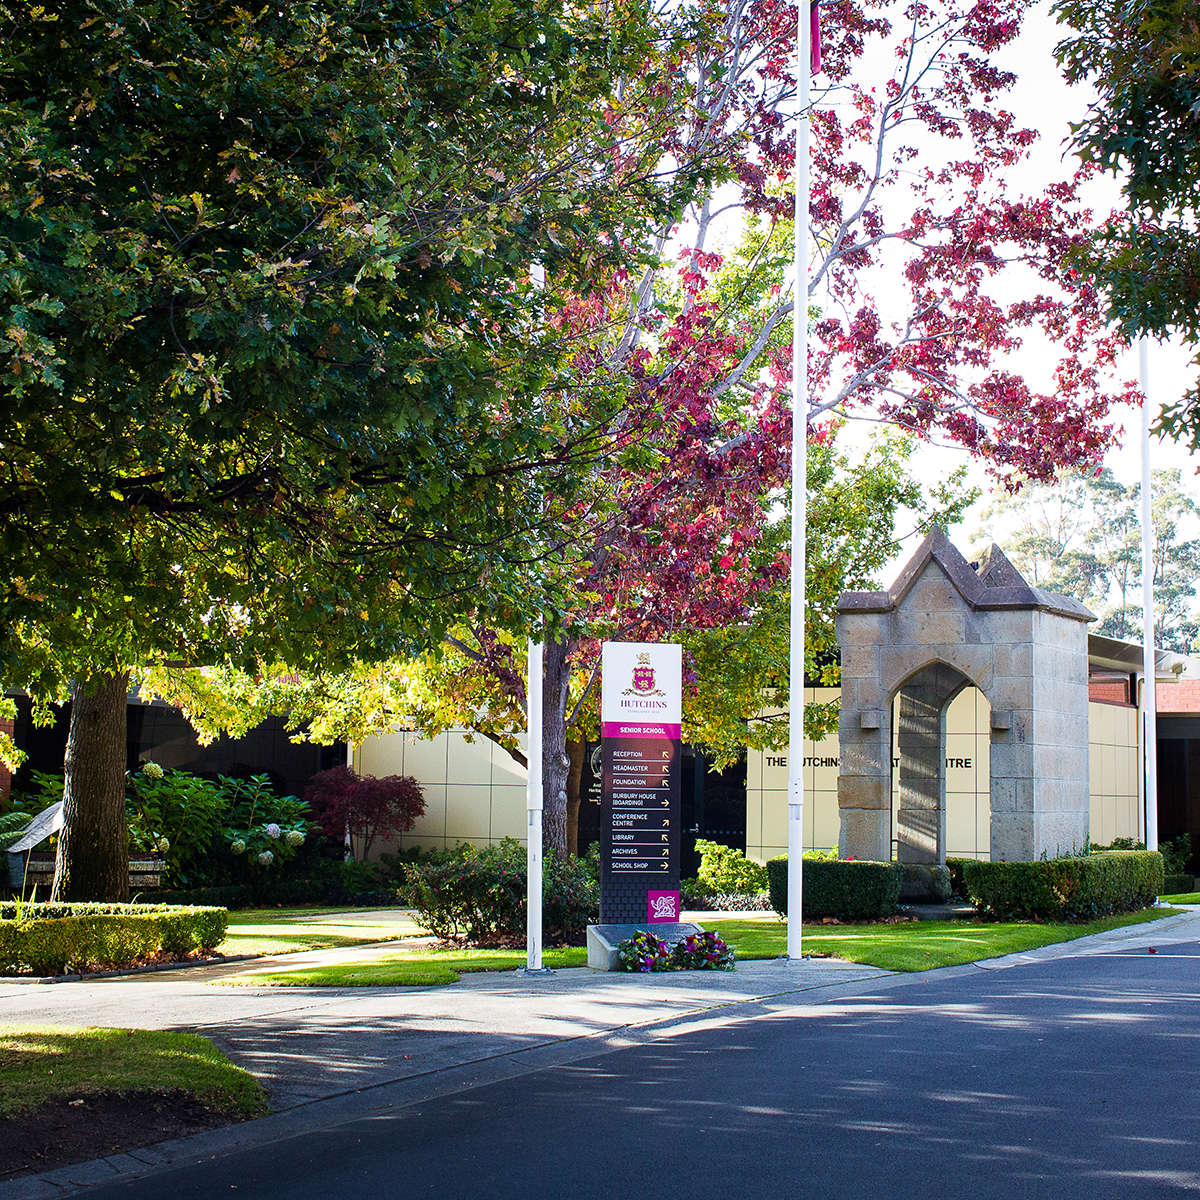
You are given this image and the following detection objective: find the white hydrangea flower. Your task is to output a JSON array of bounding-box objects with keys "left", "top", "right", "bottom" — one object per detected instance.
[
  {"left": 230, "top": 839, "right": 246, "bottom": 855},
  {"left": 265, "top": 822, "right": 282, "bottom": 839},
  {"left": 285, "top": 830, "right": 305, "bottom": 847},
  {"left": 142, "top": 761, "right": 164, "bottom": 780},
  {"left": 257, "top": 850, "right": 275, "bottom": 867}
]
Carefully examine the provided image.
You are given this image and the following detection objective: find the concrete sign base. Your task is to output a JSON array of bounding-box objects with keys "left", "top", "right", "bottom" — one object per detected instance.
[{"left": 586, "top": 922, "right": 704, "bottom": 971}]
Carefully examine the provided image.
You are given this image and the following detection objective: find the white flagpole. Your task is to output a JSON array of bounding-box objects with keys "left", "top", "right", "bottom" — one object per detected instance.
[
  {"left": 786, "top": 0, "right": 812, "bottom": 960},
  {"left": 526, "top": 639, "right": 545, "bottom": 970},
  {"left": 1139, "top": 337, "right": 1159, "bottom": 855},
  {"left": 526, "top": 261, "right": 547, "bottom": 974}
]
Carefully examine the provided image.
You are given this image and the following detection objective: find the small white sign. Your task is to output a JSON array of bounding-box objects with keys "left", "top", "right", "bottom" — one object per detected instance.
[{"left": 601, "top": 642, "right": 682, "bottom": 738}]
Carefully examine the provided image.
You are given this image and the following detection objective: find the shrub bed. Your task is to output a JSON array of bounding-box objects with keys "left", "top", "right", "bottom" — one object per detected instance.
[
  {"left": 0, "top": 904, "right": 228, "bottom": 976},
  {"left": 944, "top": 857, "right": 977, "bottom": 900},
  {"left": 963, "top": 851, "right": 1163, "bottom": 921},
  {"left": 694, "top": 840, "right": 768, "bottom": 894},
  {"left": 405, "top": 839, "right": 598, "bottom": 945},
  {"left": 679, "top": 885, "right": 772, "bottom": 912},
  {"left": 766, "top": 857, "right": 903, "bottom": 921},
  {"left": 150, "top": 852, "right": 425, "bottom": 910}
]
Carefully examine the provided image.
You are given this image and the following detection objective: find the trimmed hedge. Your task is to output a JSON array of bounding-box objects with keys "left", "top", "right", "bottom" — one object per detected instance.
[
  {"left": 963, "top": 851, "right": 1163, "bottom": 922},
  {"left": 1163, "top": 873, "right": 1195, "bottom": 895},
  {"left": 766, "top": 857, "right": 903, "bottom": 921},
  {"left": 0, "top": 903, "right": 228, "bottom": 976}
]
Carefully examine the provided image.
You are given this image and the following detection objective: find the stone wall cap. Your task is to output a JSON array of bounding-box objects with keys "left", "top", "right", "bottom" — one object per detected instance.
[{"left": 836, "top": 528, "right": 1095, "bottom": 620}]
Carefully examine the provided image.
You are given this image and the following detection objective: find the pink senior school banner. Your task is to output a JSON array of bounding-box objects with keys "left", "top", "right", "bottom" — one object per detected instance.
[{"left": 599, "top": 643, "right": 683, "bottom": 924}]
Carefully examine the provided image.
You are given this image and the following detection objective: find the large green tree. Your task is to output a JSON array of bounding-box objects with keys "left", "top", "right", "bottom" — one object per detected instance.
[
  {"left": 1053, "top": 0, "right": 1200, "bottom": 440},
  {"left": 0, "top": 0, "right": 673, "bottom": 897},
  {"left": 973, "top": 467, "right": 1200, "bottom": 653}
]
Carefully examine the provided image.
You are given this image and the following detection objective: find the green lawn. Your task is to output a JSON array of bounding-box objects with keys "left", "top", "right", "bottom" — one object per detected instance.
[
  {"left": 0, "top": 1026, "right": 267, "bottom": 1117},
  {"left": 235, "top": 906, "right": 1181, "bottom": 986},
  {"left": 1163, "top": 892, "right": 1200, "bottom": 905},
  {"left": 707, "top": 908, "right": 1181, "bottom": 972},
  {"left": 219, "top": 907, "right": 423, "bottom": 957},
  {"left": 238, "top": 945, "right": 589, "bottom": 987}
]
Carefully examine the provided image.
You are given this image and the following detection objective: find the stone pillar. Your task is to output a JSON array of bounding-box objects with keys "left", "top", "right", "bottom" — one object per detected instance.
[
  {"left": 1030, "top": 610, "right": 1091, "bottom": 856},
  {"left": 836, "top": 618, "right": 892, "bottom": 862}
]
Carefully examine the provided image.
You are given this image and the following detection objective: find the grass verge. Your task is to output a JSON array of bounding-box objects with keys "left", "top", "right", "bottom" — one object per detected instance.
[
  {"left": 708, "top": 907, "right": 1182, "bottom": 972},
  {"left": 0, "top": 1026, "right": 267, "bottom": 1118},
  {"left": 1162, "top": 892, "right": 1200, "bottom": 905},
  {"left": 239, "top": 945, "right": 589, "bottom": 987},
  {"left": 219, "top": 907, "right": 423, "bottom": 957},
  {"left": 236, "top": 906, "right": 1181, "bottom": 985}
]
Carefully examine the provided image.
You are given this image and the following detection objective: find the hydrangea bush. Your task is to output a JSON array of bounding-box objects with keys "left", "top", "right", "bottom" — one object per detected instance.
[
  {"left": 222, "top": 775, "right": 309, "bottom": 874},
  {"left": 121, "top": 766, "right": 311, "bottom": 886}
]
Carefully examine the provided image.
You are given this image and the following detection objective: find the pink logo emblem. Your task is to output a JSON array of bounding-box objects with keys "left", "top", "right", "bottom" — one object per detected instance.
[
  {"left": 624, "top": 651, "right": 664, "bottom": 697},
  {"left": 647, "top": 891, "right": 679, "bottom": 923}
]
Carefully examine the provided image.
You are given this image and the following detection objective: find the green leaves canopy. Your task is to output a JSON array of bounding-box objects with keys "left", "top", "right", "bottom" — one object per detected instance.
[
  {"left": 1054, "top": 0, "right": 1200, "bottom": 440},
  {"left": 0, "top": 0, "right": 663, "bottom": 696}
]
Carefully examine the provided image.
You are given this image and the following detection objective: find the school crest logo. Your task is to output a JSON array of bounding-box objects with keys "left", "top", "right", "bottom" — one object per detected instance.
[{"left": 625, "top": 651, "right": 664, "bottom": 697}]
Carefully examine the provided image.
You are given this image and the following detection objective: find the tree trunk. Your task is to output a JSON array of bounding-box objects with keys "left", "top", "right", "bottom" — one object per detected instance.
[
  {"left": 565, "top": 736, "right": 585, "bottom": 856},
  {"left": 52, "top": 671, "right": 130, "bottom": 902},
  {"left": 541, "top": 636, "right": 572, "bottom": 857}
]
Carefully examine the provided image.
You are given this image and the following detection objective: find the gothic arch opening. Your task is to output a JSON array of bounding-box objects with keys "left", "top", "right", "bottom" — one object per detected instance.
[{"left": 888, "top": 662, "right": 991, "bottom": 863}]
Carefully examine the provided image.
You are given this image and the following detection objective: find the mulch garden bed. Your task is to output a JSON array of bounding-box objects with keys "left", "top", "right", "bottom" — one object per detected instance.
[{"left": 0, "top": 1090, "right": 247, "bottom": 1181}]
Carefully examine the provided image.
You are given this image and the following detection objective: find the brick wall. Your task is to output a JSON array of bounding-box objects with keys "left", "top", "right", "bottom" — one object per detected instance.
[
  {"left": 1156, "top": 678, "right": 1200, "bottom": 715},
  {"left": 1088, "top": 677, "right": 1133, "bottom": 706}
]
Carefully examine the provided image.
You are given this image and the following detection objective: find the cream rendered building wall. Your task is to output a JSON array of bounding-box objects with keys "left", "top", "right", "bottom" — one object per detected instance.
[
  {"left": 1087, "top": 700, "right": 1140, "bottom": 846},
  {"left": 745, "top": 689, "right": 1141, "bottom": 864},
  {"left": 746, "top": 687, "right": 992, "bottom": 864},
  {"left": 356, "top": 693, "right": 1140, "bottom": 860},
  {"left": 353, "top": 729, "right": 527, "bottom": 854},
  {"left": 895, "top": 687, "right": 992, "bottom": 862}
]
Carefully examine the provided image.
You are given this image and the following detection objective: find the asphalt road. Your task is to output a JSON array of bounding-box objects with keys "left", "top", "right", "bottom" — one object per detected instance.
[{"left": 77, "top": 941, "right": 1200, "bottom": 1200}]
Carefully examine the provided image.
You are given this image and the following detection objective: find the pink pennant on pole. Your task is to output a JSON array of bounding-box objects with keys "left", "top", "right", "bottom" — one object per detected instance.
[{"left": 811, "top": 0, "right": 822, "bottom": 75}]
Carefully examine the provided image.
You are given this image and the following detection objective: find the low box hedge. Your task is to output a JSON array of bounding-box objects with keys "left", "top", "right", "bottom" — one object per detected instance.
[
  {"left": 1163, "top": 873, "right": 1195, "bottom": 895},
  {"left": 766, "top": 857, "right": 903, "bottom": 921},
  {"left": 0, "top": 903, "right": 228, "bottom": 976},
  {"left": 962, "top": 851, "right": 1163, "bottom": 922}
]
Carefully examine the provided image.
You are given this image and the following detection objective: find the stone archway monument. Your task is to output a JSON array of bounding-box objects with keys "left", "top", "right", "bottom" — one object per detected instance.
[{"left": 835, "top": 529, "right": 1094, "bottom": 864}]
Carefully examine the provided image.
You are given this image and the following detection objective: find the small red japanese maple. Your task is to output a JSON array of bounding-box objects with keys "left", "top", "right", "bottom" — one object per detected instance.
[{"left": 303, "top": 765, "right": 425, "bottom": 861}]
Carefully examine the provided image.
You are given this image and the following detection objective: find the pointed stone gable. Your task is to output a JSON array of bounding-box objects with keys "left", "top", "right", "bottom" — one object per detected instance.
[{"left": 837, "top": 527, "right": 1094, "bottom": 621}]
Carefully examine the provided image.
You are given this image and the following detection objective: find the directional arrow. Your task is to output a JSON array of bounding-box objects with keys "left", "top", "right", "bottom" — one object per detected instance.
[{"left": 661, "top": 834, "right": 669, "bottom": 842}]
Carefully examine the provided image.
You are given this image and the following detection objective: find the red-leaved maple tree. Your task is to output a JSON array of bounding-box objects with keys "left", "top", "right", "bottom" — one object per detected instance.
[{"left": 492, "top": 0, "right": 1137, "bottom": 851}]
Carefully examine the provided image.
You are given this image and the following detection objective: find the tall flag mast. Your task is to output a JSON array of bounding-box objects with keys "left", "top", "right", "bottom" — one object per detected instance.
[
  {"left": 526, "top": 262, "right": 547, "bottom": 974},
  {"left": 1139, "top": 338, "right": 1159, "bottom": 853},
  {"left": 786, "top": 0, "right": 820, "bottom": 960}
]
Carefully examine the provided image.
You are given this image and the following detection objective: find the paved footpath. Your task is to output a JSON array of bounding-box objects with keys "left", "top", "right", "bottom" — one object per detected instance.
[{"left": 2, "top": 908, "right": 1197, "bottom": 1198}]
